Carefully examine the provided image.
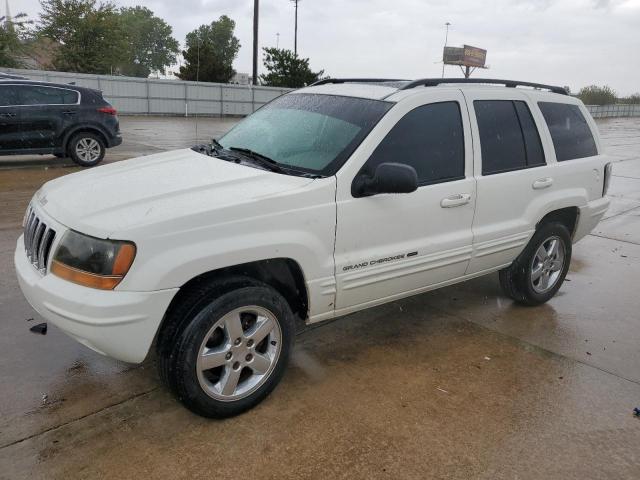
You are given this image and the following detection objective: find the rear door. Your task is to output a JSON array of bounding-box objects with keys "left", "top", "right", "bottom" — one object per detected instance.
[
  {"left": 16, "top": 85, "right": 80, "bottom": 151},
  {"left": 463, "top": 90, "right": 553, "bottom": 274},
  {"left": 0, "top": 84, "right": 22, "bottom": 152},
  {"left": 334, "top": 90, "right": 476, "bottom": 312}
]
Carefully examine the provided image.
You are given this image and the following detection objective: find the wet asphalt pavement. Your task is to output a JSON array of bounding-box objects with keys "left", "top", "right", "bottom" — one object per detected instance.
[{"left": 1, "top": 117, "right": 639, "bottom": 479}]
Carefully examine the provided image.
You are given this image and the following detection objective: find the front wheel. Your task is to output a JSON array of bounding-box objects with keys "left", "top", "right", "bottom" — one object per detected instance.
[
  {"left": 68, "top": 132, "right": 105, "bottom": 167},
  {"left": 159, "top": 278, "right": 295, "bottom": 418},
  {"left": 499, "top": 222, "right": 572, "bottom": 306}
]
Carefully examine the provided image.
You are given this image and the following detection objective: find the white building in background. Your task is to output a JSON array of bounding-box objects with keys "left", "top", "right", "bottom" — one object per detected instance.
[{"left": 231, "top": 72, "right": 250, "bottom": 85}]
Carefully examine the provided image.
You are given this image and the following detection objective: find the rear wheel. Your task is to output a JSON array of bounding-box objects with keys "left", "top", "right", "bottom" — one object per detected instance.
[
  {"left": 499, "top": 222, "right": 572, "bottom": 306},
  {"left": 68, "top": 132, "right": 105, "bottom": 167},
  {"left": 158, "top": 277, "right": 295, "bottom": 418}
]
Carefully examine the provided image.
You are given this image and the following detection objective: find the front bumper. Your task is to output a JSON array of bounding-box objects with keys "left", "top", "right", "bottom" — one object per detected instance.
[{"left": 15, "top": 235, "right": 178, "bottom": 363}]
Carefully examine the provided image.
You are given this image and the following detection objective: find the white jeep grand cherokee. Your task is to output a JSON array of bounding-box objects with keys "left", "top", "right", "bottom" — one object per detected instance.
[{"left": 15, "top": 78, "right": 611, "bottom": 417}]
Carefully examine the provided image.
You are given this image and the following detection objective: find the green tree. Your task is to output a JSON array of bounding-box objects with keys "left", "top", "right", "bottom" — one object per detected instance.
[
  {"left": 0, "top": 13, "right": 33, "bottom": 67},
  {"left": 260, "top": 47, "right": 324, "bottom": 88},
  {"left": 117, "top": 6, "right": 179, "bottom": 78},
  {"left": 577, "top": 85, "right": 617, "bottom": 106},
  {"left": 178, "top": 16, "right": 240, "bottom": 83},
  {"left": 619, "top": 93, "right": 640, "bottom": 105},
  {"left": 38, "top": 0, "right": 126, "bottom": 74}
]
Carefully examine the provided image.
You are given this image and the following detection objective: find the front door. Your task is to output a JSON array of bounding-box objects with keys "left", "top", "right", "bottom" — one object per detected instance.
[
  {"left": 334, "top": 91, "right": 476, "bottom": 312},
  {"left": 0, "top": 84, "right": 23, "bottom": 152}
]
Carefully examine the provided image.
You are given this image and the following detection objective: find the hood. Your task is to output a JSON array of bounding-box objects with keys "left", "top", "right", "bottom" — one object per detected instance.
[{"left": 39, "top": 149, "right": 314, "bottom": 238}]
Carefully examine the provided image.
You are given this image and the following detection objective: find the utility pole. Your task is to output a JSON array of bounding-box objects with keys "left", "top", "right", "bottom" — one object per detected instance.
[
  {"left": 291, "top": 0, "right": 299, "bottom": 55},
  {"left": 441, "top": 22, "right": 451, "bottom": 78},
  {"left": 276, "top": 32, "right": 280, "bottom": 49},
  {"left": 252, "top": 0, "right": 259, "bottom": 85}
]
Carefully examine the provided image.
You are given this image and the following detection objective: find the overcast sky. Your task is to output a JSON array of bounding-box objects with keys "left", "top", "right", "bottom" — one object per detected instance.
[{"left": 11, "top": 0, "right": 640, "bottom": 95}]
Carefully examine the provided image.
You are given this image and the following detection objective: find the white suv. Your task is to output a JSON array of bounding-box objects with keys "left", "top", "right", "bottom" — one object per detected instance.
[{"left": 15, "top": 78, "right": 611, "bottom": 417}]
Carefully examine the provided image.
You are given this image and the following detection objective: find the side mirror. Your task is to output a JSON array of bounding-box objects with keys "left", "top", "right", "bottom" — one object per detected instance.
[{"left": 352, "top": 162, "right": 418, "bottom": 198}]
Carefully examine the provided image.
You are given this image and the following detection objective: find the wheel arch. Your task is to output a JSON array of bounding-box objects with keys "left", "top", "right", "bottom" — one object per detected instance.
[
  {"left": 536, "top": 206, "right": 579, "bottom": 239},
  {"left": 62, "top": 125, "right": 109, "bottom": 152},
  {"left": 156, "top": 258, "right": 309, "bottom": 348}
]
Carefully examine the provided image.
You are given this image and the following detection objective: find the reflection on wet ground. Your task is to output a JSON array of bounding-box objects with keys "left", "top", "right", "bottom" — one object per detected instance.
[{"left": 1, "top": 117, "right": 639, "bottom": 479}]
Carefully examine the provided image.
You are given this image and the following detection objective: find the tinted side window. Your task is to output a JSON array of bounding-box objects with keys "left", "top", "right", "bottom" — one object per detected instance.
[
  {"left": 18, "top": 86, "right": 79, "bottom": 105},
  {"left": 0, "top": 85, "right": 19, "bottom": 106},
  {"left": 538, "top": 102, "right": 597, "bottom": 161},
  {"left": 514, "top": 101, "right": 545, "bottom": 167},
  {"left": 362, "top": 102, "right": 465, "bottom": 185},
  {"left": 475, "top": 100, "right": 545, "bottom": 175}
]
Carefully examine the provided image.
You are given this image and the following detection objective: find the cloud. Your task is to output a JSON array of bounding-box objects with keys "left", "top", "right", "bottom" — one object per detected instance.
[{"left": 11, "top": 0, "right": 640, "bottom": 95}]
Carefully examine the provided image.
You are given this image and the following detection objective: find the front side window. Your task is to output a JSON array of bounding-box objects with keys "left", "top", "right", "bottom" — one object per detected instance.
[
  {"left": 219, "top": 93, "right": 392, "bottom": 175},
  {"left": 0, "top": 85, "right": 19, "bottom": 106},
  {"left": 475, "top": 100, "right": 546, "bottom": 175},
  {"left": 17, "top": 86, "right": 79, "bottom": 106},
  {"left": 538, "top": 102, "right": 597, "bottom": 161},
  {"left": 360, "top": 101, "right": 465, "bottom": 186}
]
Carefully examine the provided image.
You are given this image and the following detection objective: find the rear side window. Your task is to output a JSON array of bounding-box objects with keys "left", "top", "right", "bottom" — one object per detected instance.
[
  {"left": 538, "top": 102, "right": 597, "bottom": 161},
  {"left": 474, "top": 100, "right": 545, "bottom": 175},
  {"left": 0, "top": 85, "right": 19, "bottom": 106},
  {"left": 362, "top": 101, "right": 465, "bottom": 185},
  {"left": 17, "top": 86, "right": 79, "bottom": 106}
]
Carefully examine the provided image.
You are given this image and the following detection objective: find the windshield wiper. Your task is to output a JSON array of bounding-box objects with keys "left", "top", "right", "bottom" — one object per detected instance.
[
  {"left": 211, "top": 138, "right": 224, "bottom": 152},
  {"left": 227, "top": 147, "right": 285, "bottom": 173}
]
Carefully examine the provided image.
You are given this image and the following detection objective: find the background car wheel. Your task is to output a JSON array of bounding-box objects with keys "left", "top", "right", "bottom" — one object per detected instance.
[
  {"left": 68, "top": 132, "right": 105, "bottom": 167},
  {"left": 158, "top": 276, "right": 295, "bottom": 418},
  {"left": 499, "top": 222, "right": 572, "bottom": 306}
]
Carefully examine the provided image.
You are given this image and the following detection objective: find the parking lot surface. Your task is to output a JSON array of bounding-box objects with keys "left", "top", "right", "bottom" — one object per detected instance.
[{"left": 1, "top": 117, "right": 639, "bottom": 479}]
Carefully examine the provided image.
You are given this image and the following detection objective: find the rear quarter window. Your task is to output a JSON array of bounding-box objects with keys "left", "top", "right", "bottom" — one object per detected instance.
[
  {"left": 18, "top": 86, "right": 79, "bottom": 106},
  {"left": 538, "top": 102, "right": 597, "bottom": 161}
]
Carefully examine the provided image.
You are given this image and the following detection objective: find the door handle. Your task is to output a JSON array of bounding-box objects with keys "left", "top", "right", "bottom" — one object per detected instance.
[
  {"left": 62, "top": 111, "right": 77, "bottom": 115},
  {"left": 532, "top": 177, "right": 553, "bottom": 190},
  {"left": 441, "top": 193, "right": 471, "bottom": 208},
  {"left": 0, "top": 112, "right": 16, "bottom": 118}
]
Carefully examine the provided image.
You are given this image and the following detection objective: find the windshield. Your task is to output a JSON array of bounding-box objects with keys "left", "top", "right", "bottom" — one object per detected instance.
[{"left": 218, "top": 93, "right": 392, "bottom": 175}]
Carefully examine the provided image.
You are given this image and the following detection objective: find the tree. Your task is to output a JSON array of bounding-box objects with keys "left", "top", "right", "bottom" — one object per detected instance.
[
  {"left": 117, "top": 6, "right": 179, "bottom": 78},
  {"left": 577, "top": 85, "right": 617, "bottom": 106},
  {"left": 0, "top": 13, "right": 33, "bottom": 67},
  {"left": 620, "top": 93, "right": 640, "bottom": 105},
  {"left": 178, "top": 16, "right": 240, "bottom": 83},
  {"left": 38, "top": 0, "right": 126, "bottom": 74},
  {"left": 260, "top": 47, "right": 324, "bottom": 88}
]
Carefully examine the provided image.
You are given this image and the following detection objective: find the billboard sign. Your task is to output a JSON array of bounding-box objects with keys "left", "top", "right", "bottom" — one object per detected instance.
[{"left": 443, "top": 45, "right": 487, "bottom": 68}]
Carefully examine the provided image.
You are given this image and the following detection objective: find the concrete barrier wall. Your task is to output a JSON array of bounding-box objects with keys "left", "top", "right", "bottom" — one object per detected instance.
[
  {"left": 2, "top": 68, "right": 291, "bottom": 116},
  {"left": 586, "top": 104, "right": 640, "bottom": 118}
]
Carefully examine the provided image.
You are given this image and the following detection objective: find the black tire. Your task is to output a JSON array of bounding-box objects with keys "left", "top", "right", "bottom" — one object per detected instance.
[
  {"left": 499, "top": 222, "right": 572, "bottom": 306},
  {"left": 157, "top": 276, "right": 295, "bottom": 418},
  {"left": 68, "top": 132, "right": 105, "bottom": 167}
]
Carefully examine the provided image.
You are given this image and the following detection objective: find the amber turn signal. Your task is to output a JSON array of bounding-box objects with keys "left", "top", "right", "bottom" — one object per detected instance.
[{"left": 51, "top": 261, "right": 124, "bottom": 290}]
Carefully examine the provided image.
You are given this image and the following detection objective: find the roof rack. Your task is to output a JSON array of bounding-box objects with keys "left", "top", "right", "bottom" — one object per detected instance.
[
  {"left": 310, "top": 78, "right": 408, "bottom": 86},
  {"left": 399, "top": 78, "right": 568, "bottom": 95}
]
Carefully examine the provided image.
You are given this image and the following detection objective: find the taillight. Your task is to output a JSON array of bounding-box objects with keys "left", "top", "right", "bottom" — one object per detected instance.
[
  {"left": 603, "top": 162, "right": 612, "bottom": 196},
  {"left": 97, "top": 106, "right": 117, "bottom": 115}
]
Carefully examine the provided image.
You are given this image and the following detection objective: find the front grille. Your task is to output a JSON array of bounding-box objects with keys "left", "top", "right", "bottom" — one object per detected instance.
[{"left": 23, "top": 206, "right": 56, "bottom": 274}]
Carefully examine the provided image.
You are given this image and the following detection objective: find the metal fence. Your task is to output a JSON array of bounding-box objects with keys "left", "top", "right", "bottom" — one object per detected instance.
[
  {"left": 586, "top": 104, "right": 640, "bottom": 118},
  {"left": 2, "top": 68, "right": 291, "bottom": 116},
  {"left": 3, "top": 68, "right": 640, "bottom": 119}
]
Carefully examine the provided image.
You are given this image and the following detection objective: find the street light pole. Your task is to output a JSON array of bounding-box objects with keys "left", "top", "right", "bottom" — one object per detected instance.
[
  {"left": 441, "top": 21, "right": 451, "bottom": 78},
  {"left": 252, "top": 0, "right": 259, "bottom": 85},
  {"left": 291, "top": 0, "right": 299, "bottom": 55}
]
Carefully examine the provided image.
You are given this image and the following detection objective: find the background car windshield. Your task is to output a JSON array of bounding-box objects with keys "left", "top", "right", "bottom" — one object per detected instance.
[{"left": 219, "top": 93, "right": 392, "bottom": 174}]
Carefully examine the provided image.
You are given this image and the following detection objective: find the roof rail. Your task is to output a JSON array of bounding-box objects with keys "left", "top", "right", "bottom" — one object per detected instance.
[
  {"left": 399, "top": 78, "right": 568, "bottom": 95},
  {"left": 310, "top": 78, "right": 408, "bottom": 86}
]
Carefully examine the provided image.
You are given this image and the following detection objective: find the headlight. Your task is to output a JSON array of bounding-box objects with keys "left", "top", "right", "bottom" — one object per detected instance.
[{"left": 51, "top": 230, "right": 136, "bottom": 290}]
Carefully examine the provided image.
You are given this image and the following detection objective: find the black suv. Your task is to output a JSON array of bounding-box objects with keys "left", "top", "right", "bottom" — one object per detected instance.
[{"left": 0, "top": 80, "right": 122, "bottom": 167}]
